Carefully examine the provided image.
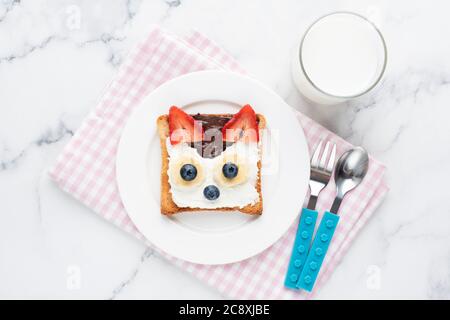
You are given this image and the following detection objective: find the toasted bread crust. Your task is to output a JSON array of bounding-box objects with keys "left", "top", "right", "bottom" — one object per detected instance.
[{"left": 157, "top": 113, "right": 266, "bottom": 215}]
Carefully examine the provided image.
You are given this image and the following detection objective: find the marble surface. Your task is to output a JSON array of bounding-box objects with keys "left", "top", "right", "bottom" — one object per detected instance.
[{"left": 0, "top": 0, "right": 449, "bottom": 300}]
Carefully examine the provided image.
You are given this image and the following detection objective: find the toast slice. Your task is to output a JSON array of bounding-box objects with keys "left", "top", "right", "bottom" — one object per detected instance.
[{"left": 157, "top": 113, "right": 266, "bottom": 215}]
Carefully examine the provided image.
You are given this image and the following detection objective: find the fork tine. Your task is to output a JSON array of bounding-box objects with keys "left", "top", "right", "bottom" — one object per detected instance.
[
  {"left": 326, "top": 144, "right": 336, "bottom": 172},
  {"left": 319, "top": 141, "right": 330, "bottom": 169},
  {"left": 311, "top": 140, "right": 323, "bottom": 168}
]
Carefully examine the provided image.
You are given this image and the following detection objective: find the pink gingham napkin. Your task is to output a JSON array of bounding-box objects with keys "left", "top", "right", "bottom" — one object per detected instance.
[{"left": 49, "top": 26, "right": 388, "bottom": 299}]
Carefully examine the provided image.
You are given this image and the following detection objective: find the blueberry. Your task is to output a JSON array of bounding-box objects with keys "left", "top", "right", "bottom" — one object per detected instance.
[
  {"left": 222, "top": 162, "right": 238, "bottom": 179},
  {"left": 203, "top": 185, "right": 220, "bottom": 200},
  {"left": 180, "top": 164, "right": 197, "bottom": 181}
]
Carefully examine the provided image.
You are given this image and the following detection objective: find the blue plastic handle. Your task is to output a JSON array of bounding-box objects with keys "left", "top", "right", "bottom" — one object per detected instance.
[
  {"left": 284, "top": 208, "right": 318, "bottom": 289},
  {"left": 296, "top": 211, "right": 340, "bottom": 292}
]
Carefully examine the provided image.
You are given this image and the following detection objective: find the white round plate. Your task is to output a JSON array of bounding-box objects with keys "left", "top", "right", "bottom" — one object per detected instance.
[{"left": 116, "top": 71, "right": 310, "bottom": 265}]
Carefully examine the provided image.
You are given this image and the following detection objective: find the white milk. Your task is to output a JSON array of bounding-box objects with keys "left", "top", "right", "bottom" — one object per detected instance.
[{"left": 292, "top": 12, "right": 386, "bottom": 104}]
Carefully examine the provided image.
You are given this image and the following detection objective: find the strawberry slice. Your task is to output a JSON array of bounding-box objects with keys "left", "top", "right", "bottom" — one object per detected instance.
[
  {"left": 168, "top": 106, "right": 203, "bottom": 145},
  {"left": 222, "top": 104, "right": 259, "bottom": 143}
]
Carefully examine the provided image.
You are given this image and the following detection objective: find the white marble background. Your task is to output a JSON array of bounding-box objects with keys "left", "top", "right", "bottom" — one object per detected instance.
[{"left": 0, "top": 0, "right": 449, "bottom": 300}]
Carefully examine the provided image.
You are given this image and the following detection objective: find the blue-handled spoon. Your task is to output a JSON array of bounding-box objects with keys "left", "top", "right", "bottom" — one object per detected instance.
[{"left": 296, "top": 147, "right": 369, "bottom": 292}]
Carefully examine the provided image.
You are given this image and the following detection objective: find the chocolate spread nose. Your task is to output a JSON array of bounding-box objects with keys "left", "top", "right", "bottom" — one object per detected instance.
[
  {"left": 190, "top": 114, "right": 231, "bottom": 158},
  {"left": 191, "top": 113, "right": 260, "bottom": 158}
]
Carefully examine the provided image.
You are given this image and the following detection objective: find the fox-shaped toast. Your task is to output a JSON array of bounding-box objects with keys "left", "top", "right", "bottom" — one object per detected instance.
[{"left": 157, "top": 104, "right": 265, "bottom": 215}]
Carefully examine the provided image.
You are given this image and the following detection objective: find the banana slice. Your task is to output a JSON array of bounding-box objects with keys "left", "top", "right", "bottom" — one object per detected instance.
[
  {"left": 168, "top": 155, "right": 205, "bottom": 188},
  {"left": 214, "top": 154, "right": 249, "bottom": 187}
]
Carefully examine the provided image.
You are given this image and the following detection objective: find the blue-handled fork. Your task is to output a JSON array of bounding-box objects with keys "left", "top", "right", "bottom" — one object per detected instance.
[{"left": 284, "top": 140, "right": 336, "bottom": 289}]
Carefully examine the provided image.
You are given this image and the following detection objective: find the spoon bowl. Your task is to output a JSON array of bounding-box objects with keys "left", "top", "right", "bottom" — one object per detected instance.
[{"left": 331, "top": 146, "right": 369, "bottom": 213}]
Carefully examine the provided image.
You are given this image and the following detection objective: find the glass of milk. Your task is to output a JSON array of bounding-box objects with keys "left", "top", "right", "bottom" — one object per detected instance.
[{"left": 291, "top": 12, "right": 387, "bottom": 105}]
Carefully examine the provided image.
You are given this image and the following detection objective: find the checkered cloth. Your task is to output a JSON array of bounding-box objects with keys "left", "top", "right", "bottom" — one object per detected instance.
[{"left": 49, "top": 26, "right": 388, "bottom": 299}]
